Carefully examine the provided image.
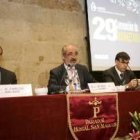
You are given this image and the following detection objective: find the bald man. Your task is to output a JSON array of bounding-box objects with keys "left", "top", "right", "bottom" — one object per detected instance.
[{"left": 48, "top": 44, "right": 96, "bottom": 94}]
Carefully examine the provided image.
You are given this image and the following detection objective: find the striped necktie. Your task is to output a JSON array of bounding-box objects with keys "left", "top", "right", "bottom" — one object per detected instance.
[{"left": 120, "top": 73, "right": 125, "bottom": 84}]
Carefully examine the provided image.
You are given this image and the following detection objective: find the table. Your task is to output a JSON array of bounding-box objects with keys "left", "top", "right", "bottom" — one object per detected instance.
[{"left": 0, "top": 91, "right": 139, "bottom": 140}]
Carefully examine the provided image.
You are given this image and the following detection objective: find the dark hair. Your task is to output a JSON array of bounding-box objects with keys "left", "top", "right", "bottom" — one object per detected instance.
[{"left": 115, "top": 52, "right": 130, "bottom": 61}]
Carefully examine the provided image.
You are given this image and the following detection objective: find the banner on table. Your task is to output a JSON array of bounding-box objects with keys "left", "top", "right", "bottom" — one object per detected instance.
[{"left": 67, "top": 93, "right": 119, "bottom": 140}]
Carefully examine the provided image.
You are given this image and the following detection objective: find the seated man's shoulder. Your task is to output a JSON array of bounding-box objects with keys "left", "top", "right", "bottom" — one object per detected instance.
[
  {"left": 125, "top": 69, "right": 135, "bottom": 76},
  {"left": 125, "top": 69, "right": 133, "bottom": 73},
  {"left": 1, "top": 67, "right": 15, "bottom": 75},
  {"left": 0, "top": 67, "right": 17, "bottom": 84},
  {"left": 76, "top": 64, "right": 87, "bottom": 69},
  {"left": 103, "top": 67, "right": 114, "bottom": 74},
  {"left": 50, "top": 64, "right": 64, "bottom": 73}
]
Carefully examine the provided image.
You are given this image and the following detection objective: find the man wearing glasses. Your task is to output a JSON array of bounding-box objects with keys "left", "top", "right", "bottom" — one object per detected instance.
[
  {"left": 103, "top": 52, "right": 138, "bottom": 90},
  {"left": 48, "top": 44, "right": 96, "bottom": 94}
]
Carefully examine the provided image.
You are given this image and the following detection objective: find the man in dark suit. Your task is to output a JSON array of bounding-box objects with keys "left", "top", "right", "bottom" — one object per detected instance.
[
  {"left": 48, "top": 44, "right": 96, "bottom": 94},
  {"left": 0, "top": 46, "right": 17, "bottom": 84},
  {"left": 103, "top": 52, "right": 137, "bottom": 90}
]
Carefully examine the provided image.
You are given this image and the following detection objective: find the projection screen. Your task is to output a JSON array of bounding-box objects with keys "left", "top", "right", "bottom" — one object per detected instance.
[{"left": 86, "top": 0, "right": 140, "bottom": 71}]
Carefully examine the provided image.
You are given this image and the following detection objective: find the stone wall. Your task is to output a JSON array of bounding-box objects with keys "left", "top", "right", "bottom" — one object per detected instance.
[{"left": 0, "top": 0, "right": 88, "bottom": 90}]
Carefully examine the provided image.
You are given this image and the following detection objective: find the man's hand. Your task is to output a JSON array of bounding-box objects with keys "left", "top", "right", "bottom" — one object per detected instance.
[{"left": 125, "top": 79, "right": 138, "bottom": 89}]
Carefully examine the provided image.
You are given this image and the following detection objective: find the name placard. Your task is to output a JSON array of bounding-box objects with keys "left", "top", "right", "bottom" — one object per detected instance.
[
  {"left": 0, "top": 84, "right": 33, "bottom": 98},
  {"left": 88, "top": 82, "right": 116, "bottom": 93}
]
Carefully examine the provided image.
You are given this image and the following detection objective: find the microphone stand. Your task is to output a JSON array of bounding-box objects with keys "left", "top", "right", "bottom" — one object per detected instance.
[
  {"left": 127, "top": 65, "right": 138, "bottom": 88},
  {"left": 59, "top": 64, "right": 71, "bottom": 94}
]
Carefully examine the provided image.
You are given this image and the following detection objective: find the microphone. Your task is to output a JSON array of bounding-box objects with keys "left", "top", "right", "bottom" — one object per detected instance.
[
  {"left": 127, "top": 65, "right": 137, "bottom": 80},
  {"left": 127, "top": 65, "right": 138, "bottom": 88},
  {"left": 59, "top": 64, "right": 71, "bottom": 93}
]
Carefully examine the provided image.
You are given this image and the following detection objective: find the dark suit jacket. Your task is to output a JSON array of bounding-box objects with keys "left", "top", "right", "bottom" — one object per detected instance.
[
  {"left": 102, "top": 66, "right": 135, "bottom": 86},
  {"left": 48, "top": 64, "right": 96, "bottom": 94},
  {"left": 0, "top": 67, "right": 17, "bottom": 84}
]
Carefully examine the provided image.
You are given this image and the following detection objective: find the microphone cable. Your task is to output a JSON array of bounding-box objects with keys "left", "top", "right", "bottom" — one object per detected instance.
[{"left": 127, "top": 65, "right": 138, "bottom": 88}]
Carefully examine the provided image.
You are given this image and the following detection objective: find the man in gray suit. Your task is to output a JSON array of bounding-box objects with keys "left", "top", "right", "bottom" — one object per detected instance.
[
  {"left": 0, "top": 46, "right": 17, "bottom": 84},
  {"left": 103, "top": 52, "right": 137, "bottom": 90},
  {"left": 48, "top": 44, "right": 96, "bottom": 94}
]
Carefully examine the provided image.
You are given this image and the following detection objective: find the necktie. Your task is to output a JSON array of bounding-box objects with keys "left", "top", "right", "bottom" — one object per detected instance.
[{"left": 120, "top": 73, "right": 125, "bottom": 84}]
